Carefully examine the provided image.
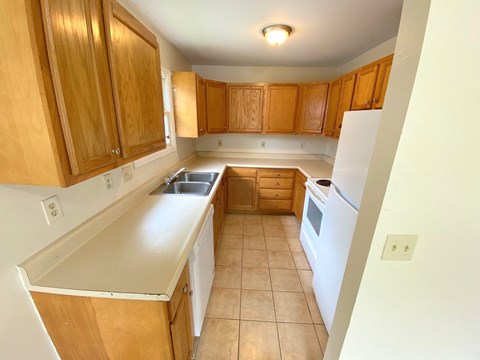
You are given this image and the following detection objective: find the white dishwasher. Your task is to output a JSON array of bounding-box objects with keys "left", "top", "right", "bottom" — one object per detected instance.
[{"left": 188, "top": 205, "right": 215, "bottom": 336}]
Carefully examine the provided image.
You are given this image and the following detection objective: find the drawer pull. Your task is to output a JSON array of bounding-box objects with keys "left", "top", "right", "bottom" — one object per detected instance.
[{"left": 274, "top": 193, "right": 279, "bottom": 197}]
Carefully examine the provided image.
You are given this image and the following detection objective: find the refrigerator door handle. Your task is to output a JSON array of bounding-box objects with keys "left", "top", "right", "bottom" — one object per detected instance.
[{"left": 306, "top": 184, "right": 326, "bottom": 206}]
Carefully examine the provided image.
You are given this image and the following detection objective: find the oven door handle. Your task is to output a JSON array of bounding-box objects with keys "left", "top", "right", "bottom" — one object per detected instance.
[{"left": 306, "top": 184, "right": 327, "bottom": 206}]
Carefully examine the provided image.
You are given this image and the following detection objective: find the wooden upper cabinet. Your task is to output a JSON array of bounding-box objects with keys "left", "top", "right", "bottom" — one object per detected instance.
[
  {"left": 206, "top": 80, "right": 227, "bottom": 133},
  {"left": 323, "top": 79, "right": 342, "bottom": 136},
  {"left": 297, "top": 82, "right": 329, "bottom": 134},
  {"left": 42, "top": 0, "right": 118, "bottom": 176},
  {"left": 351, "top": 63, "right": 380, "bottom": 110},
  {"left": 373, "top": 55, "right": 394, "bottom": 109},
  {"left": 227, "top": 84, "right": 265, "bottom": 133},
  {"left": 334, "top": 72, "right": 357, "bottom": 137},
  {"left": 104, "top": 1, "right": 165, "bottom": 160},
  {"left": 172, "top": 72, "right": 207, "bottom": 137},
  {"left": 265, "top": 85, "right": 299, "bottom": 133}
]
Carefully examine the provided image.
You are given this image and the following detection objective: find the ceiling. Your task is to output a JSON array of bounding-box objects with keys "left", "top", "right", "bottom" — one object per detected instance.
[{"left": 126, "top": 0, "right": 403, "bottom": 67}]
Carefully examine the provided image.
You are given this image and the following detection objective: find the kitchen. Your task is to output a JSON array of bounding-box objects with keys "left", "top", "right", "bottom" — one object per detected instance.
[{"left": 1, "top": 1, "right": 479, "bottom": 360}]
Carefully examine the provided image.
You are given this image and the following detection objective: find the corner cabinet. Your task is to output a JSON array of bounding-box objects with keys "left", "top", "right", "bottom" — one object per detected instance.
[
  {"left": 172, "top": 72, "right": 207, "bottom": 138},
  {"left": 206, "top": 80, "right": 228, "bottom": 133},
  {"left": 31, "top": 264, "right": 193, "bottom": 360},
  {"left": 296, "top": 82, "right": 329, "bottom": 134},
  {"left": 226, "top": 168, "right": 258, "bottom": 211},
  {"left": 103, "top": 1, "right": 166, "bottom": 159},
  {"left": 0, "top": 0, "right": 165, "bottom": 187},
  {"left": 265, "top": 85, "right": 299, "bottom": 133}
]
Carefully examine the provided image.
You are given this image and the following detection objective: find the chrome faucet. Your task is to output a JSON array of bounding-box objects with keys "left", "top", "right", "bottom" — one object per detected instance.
[{"left": 164, "top": 167, "right": 188, "bottom": 186}]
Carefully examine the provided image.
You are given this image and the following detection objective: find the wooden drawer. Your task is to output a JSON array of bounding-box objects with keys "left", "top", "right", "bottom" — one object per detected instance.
[
  {"left": 168, "top": 264, "right": 190, "bottom": 321},
  {"left": 259, "top": 177, "right": 294, "bottom": 189},
  {"left": 258, "top": 199, "right": 292, "bottom": 211},
  {"left": 227, "top": 167, "right": 258, "bottom": 177},
  {"left": 259, "top": 169, "right": 295, "bottom": 178},
  {"left": 258, "top": 189, "right": 293, "bottom": 200}
]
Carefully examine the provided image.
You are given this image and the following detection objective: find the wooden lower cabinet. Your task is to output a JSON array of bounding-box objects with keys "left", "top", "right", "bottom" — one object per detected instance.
[
  {"left": 292, "top": 171, "right": 307, "bottom": 221},
  {"left": 226, "top": 168, "right": 258, "bottom": 211},
  {"left": 31, "top": 264, "right": 193, "bottom": 360},
  {"left": 257, "top": 168, "right": 295, "bottom": 212},
  {"left": 212, "top": 178, "right": 226, "bottom": 258}
]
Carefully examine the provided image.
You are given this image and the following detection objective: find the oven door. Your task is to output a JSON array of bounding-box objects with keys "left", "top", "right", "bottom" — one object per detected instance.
[{"left": 300, "top": 184, "right": 327, "bottom": 270}]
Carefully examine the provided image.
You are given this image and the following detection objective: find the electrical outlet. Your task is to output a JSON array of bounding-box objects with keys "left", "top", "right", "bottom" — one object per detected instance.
[
  {"left": 261, "top": 141, "right": 266, "bottom": 148},
  {"left": 218, "top": 139, "right": 223, "bottom": 147},
  {"left": 382, "top": 234, "right": 418, "bottom": 261},
  {"left": 122, "top": 165, "right": 134, "bottom": 182},
  {"left": 40, "top": 195, "right": 64, "bottom": 225},
  {"left": 300, "top": 141, "right": 306, "bottom": 149},
  {"left": 103, "top": 173, "right": 114, "bottom": 191}
]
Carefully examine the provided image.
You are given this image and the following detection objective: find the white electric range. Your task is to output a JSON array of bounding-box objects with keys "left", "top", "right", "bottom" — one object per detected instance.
[{"left": 300, "top": 177, "right": 331, "bottom": 271}]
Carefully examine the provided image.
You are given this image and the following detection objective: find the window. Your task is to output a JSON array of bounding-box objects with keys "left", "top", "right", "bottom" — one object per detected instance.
[{"left": 134, "top": 66, "right": 176, "bottom": 168}]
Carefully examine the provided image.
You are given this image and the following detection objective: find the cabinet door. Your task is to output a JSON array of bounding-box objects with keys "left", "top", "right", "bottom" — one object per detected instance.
[
  {"left": 228, "top": 85, "right": 264, "bottom": 133},
  {"left": 334, "top": 73, "right": 357, "bottom": 137},
  {"left": 105, "top": 1, "right": 166, "bottom": 159},
  {"left": 196, "top": 76, "right": 207, "bottom": 135},
  {"left": 206, "top": 80, "right": 227, "bottom": 133},
  {"left": 292, "top": 178, "right": 307, "bottom": 221},
  {"left": 323, "top": 79, "right": 342, "bottom": 136},
  {"left": 373, "top": 56, "right": 393, "bottom": 109},
  {"left": 41, "top": 0, "right": 118, "bottom": 175},
  {"left": 227, "top": 177, "right": 257, "bottom": 211},
  {"left": 170, "top": 293, "right": 193, "bottom": 360},
  {"left": 351, "top": 63, "right": 380, "bottom": 110},
  {"left": 265, "top": 85, "right": 299, "bottom": 133},
  {"left": 297, "top": 83, "right": 329, "bottom": 134}
]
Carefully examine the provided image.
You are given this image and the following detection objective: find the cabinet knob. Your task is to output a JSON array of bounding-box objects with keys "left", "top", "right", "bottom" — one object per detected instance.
[
  {"left": 189, "top": 290, "right": 193, "bottom": 296},
  {"left": 276, "top": 182, "right": 280, "bottom": 185},
  {"left": 365, "top": 100, "right": 370, "bottom": 106},
  {"left": 111, "top": 148, "right": 121, "bottom": 155},
  {"left": 373, "top": 98, "right": 379, "bottom": 103},
  {"left": 181, "top": 284, "right": 189, "bottom": 293}
]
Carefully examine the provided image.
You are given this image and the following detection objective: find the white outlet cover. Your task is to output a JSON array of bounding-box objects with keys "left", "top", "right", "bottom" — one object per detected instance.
[
  {"left": 103, "top": 173, "right": 114, "bottom": 191},
  {"left": 40, "top": 195, "right": 64, "bottom": 225},
  {"left": 382, "top": 234, "right": 418, "bottom": 261},
  {"left": 261, "top": 141, "right": 266, "bottom": 148},
  {"left": 122, "top": 165, "right": 134, "bottom": 182}
]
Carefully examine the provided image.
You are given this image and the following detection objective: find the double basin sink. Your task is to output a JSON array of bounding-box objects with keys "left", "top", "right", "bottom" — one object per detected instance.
[{"left": 151, "top": 172, "right": 219, "bottom": 196}]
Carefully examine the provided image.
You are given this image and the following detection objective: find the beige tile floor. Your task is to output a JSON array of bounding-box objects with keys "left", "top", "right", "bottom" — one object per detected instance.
[{"left": 196, "top": 214, "right": 328, "bottom": 360}]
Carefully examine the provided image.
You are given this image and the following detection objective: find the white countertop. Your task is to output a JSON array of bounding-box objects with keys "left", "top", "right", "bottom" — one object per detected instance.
[{"left": 20, "top": 156, "right": 332, "bottom": 300}]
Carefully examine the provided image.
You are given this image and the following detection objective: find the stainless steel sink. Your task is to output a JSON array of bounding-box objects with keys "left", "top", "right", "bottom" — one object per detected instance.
[
  {"left": 150, "top": 171, "right": 219, "bottom": 196},
  {"left": 162, "top": 181, "right": 211, "bottom": 195},
  {"left": 176, "top": 172, "right": 219, "bottom": 183}
]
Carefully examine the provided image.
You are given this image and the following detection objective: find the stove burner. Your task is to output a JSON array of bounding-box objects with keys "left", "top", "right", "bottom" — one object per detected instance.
[{"left": 316, "top": 179, "right": 331, "bottom": 187}]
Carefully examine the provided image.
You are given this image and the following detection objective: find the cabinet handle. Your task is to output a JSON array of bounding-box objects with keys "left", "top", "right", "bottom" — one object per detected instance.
[
  {"left": 276, "top": 173, "right": 280, "bottom": 176},
  {"left": 274, "top": 193, "right": 279, "bottom": 197},
  {"left": 189, "top": 290, "right": 193, "bottom": 296},
  {"left": 181, "top": 284, "right": 188, "bottom": 293},
  {"left": 111, "top": 148, "right": 121, "bottom": 155},
  {"left": 364, "top": 100, "right": 370, "bottom": 106},
  {"left": 276, "top": 182, "right": 280, "bottom": 185},
  {"left": 373, "top": 98, "right": 379, "bottom": 103}
]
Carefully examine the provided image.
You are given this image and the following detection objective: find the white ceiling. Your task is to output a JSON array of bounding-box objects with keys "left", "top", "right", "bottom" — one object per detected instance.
[{"left": 126, "top": 0, "right": 403, "bottom": 67}]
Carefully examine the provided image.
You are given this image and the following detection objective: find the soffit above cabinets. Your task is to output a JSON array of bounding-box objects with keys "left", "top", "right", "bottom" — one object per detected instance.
[{"left": 121, "top": 0, "right": 403, "bottom": 67}]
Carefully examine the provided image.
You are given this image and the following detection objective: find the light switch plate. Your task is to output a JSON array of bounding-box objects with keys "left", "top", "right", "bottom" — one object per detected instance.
[
  {"left": 122, "top": 165, "right": 134, "bottom": 182},
  {"left": 382, "top": 234, "right": 418, "bottom": 261},
  {"left": 40, "top": 195, "right": 64, "bottom": 225}
]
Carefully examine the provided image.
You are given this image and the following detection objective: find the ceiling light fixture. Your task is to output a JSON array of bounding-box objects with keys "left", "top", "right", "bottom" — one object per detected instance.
[{"left": 262, "top": 24, "right": 293, "bottom": 46}]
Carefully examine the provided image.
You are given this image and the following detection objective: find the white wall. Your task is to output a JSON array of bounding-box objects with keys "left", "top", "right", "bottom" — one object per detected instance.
[
  {"left": 0, "top": 2, "right": 193, "bottom": 358},
  {"left": 333, "top": 0, "right": 480, "bottom": 359},
  {"left": 193, "top": 65, "right": 337, "bottom": 83},
  {"left": 195, "top": 133, "right": 338, "bottom": 160},
  {"left": 336, "top": 37, "right": 397, "bottom": 75}
]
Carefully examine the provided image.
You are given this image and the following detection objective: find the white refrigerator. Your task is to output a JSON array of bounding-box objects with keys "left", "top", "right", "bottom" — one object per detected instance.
[{"left": 313, "top": 110, "right": 382, "bottom": 333}]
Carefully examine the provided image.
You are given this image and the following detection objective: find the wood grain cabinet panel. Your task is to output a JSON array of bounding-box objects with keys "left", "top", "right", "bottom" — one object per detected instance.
[
  {"left": 41, "top": 0, "right": 118, "bottom": 176},
  {"left": 104, "top": 1, "right": 166, "bottom": 160},
  {"left": 227, "top": 84, "right": 265, "bottom": 133},
  {"left": 373, "top": 55, "right": 394, "bottom": 109},
  {"left": 297, "top": 82, "right": 329, "bottom": 134},
  {"left": 292, "top": 171, "right": 307, "bottom": 221},
  {"left": 227, "top": 174, "right": 257, "bottom": 211},
  {"left": 323, "top": 78, "right": 342, "bottom": 137},
  {"left": 265, "top": 85, "right": 299, "bottom": 133},
  {"left": 351, "top": 63, "right": 380, "bottom": 110},
  {"left": 334, "top": 72, "right": 357, "bottom": 137},
  {"left": 206, "top": 80, "right": 227, "bottom": 133},
  {"left": 172, "top": 72, "right": 207, "bottom": 137}
]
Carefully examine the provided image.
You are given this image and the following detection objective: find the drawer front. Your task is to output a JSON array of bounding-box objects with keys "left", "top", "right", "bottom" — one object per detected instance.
[
  {"left": 227, "top": 167, "right": 258, "bottom": 177},
  {"left": 259, "top": 177, "right": 294, "bottom": 189},
  {"left": 259, "top": 169, "right": 295, "bottom": 178},
  {"left": 258, "top": 199, "right": 292, "bottom": 211},
  {"left": 258, "top": 189, "right": 293, "bottom": 200},
  {"left": 168, "top": 265, "right": 189, "bottom": 320}
]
